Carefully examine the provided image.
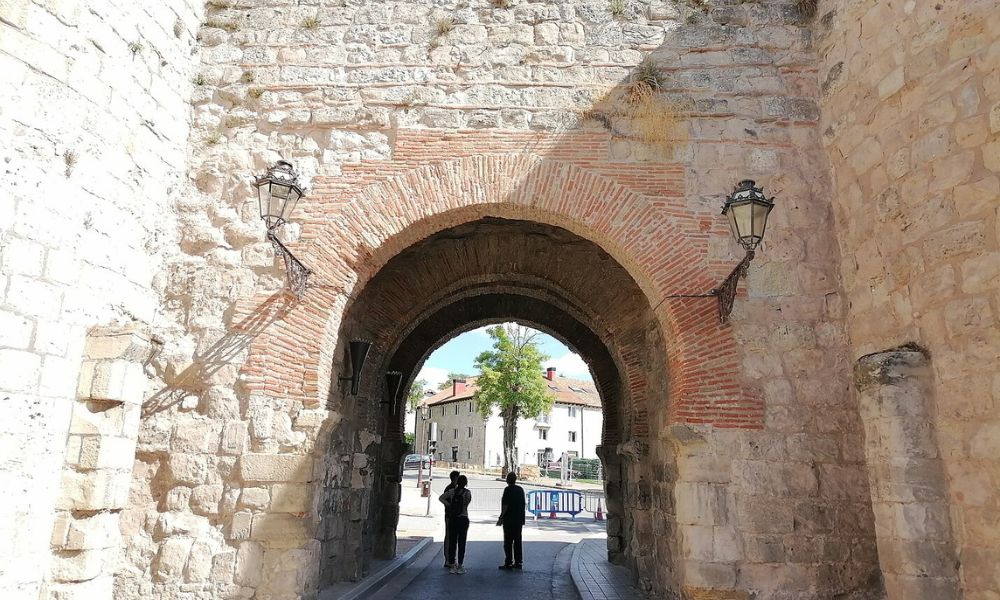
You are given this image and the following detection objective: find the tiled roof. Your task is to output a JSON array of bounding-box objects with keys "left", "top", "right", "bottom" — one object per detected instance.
[{"left": 422, "top": 375, "right": 601, "bottom": 409}]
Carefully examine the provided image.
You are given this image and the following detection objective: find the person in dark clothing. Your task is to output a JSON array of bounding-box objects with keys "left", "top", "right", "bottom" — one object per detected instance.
[
  {"left": 497, "top": 472, "right": 526, "bottom": 570},
  {"left": 439, "top": 475, "right": 472, "bottom": 574},
  {"left": 441, "top": 470, "right": 460, "bottom": 567}
]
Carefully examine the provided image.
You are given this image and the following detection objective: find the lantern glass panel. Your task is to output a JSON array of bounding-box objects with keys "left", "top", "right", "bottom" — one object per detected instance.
[
  {"left": 284, "top": 187, "right": 302, "bottom": 220},
  {"left": 751, "top": 201, "right": 772, "bottom": 240},
  {"left": 730, "top": 201, "right": 753, "bottom": 243},
  {"left": 725, "top": 206, "right": 739, "bottom": 242}
]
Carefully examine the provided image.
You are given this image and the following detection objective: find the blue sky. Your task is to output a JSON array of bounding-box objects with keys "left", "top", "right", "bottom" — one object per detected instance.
[{"left": 415, "top": 324, "right": 592, "bottom": 391}]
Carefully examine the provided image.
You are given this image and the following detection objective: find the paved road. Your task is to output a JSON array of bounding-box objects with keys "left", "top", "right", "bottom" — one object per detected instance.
[
  {"left": 381, "top": 472, "right": 606, "bottom": 600},
  {"left": 372, "top": 515, "right": 582, "bottom": 600}
]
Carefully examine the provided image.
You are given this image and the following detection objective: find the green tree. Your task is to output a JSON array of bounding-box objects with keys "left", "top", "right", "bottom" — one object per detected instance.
[
  {"left": 436, "top": 372, "right": 471, "bottom": 390},
  {"left": 473, "top": 324, "right": 553, "bottom": 476},
  {"left": 407, "top": 378, "right": 428, "bottom": 411}
]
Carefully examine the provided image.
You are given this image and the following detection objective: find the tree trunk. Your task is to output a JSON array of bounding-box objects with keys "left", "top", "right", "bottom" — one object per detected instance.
[{"left": 501, "top": 406, "right": 519, "bottom": 477}]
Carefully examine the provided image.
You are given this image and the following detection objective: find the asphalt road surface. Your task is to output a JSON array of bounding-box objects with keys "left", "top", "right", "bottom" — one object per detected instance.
[
  {"left": 377, "top": 472, "right": 606, "bottom": 600},
  {"left": 370, "top": 515, "right": 580, "bottom": 600}
]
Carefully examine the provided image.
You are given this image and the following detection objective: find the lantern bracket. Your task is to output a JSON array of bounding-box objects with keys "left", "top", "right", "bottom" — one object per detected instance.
[
  {"left": 267, "top": 230, "right": 311, "bottom": 298},
  {"left": 712, "top": 249, "right": 754, "bottom": 324},
  {"left": 661, "top": 249, "right": 754, "bottom": 325}
]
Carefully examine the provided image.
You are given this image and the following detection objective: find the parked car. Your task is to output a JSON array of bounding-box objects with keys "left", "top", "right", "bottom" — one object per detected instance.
[{"left": 403, "top": 454, "right": 431, "bottom": 469}]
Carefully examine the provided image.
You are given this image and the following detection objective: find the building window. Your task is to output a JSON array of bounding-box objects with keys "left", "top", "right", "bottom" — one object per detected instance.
[
  {"left": 441, "top": 406, "right": 445, "bottom": 416},
  {"left": 469, "top": 401, "right": 474, "bottom": 412},
  {"left": 453, "top": 428, "right": 458, "bottom": 439},
  {"left": 538, "top": 429, "right": 547, "bottom": 440},
  {"left": 569, "top": 431, "right": 577, "bottom": 442},
  {"left": 467, "top": 426, "right": 473, "bottom": 438},
  {"left": 466, "top": 450, "right": 472, "bottom": 460},
  {"left": 568, "top": 406, "right": 577, "bottom": 418},
  {"left": 454, "top": 404, "right": 459, "bottom": 415}
]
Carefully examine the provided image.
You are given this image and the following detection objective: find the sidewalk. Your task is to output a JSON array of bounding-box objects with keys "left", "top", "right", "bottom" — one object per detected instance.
[{"left": 571, "top": 539, "right": 644, "bottom": 600}]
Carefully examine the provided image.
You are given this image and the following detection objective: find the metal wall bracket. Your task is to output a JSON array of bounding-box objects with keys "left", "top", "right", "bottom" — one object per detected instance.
[
  {"left": 662, "top": 250, "right": 755, "bottom": 325},
  {"left": 267, "top": 230, "right": 311, "bottom": 298},
  {"left": 712, "top": 250, "right": 754, "bottom": 324}
]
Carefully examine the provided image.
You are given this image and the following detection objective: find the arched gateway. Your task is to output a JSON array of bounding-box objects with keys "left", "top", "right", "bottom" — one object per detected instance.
[{"left": 209, "top": 129, "right": 878, "bottom": 599}]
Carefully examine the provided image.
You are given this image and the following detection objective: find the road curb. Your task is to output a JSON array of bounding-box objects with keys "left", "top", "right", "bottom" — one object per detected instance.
[
  {"left": 321, "top": 536, "right": 433, "bottom": 600},
  {"left": 569, "top": 541, "right": 592, "bottom": 600}
]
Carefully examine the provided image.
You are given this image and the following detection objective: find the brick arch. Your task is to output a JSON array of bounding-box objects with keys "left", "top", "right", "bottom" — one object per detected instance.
[
  {"left": 300, "top": 154, "right": 715, "bottom": 306},
  {"left": 244, "top": 152, "right": 761, "bottom": 430},
  {"left": 337, "top": 217, "right": 657, "bottom": 445}
]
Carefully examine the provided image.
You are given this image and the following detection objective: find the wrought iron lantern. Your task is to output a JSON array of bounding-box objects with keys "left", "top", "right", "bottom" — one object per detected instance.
[
  {"left": 664, "top": 179, "right": 776, "bottom": 324},
  {"left": 384, "top": 370, "right": 404, "bottom": 412},
  {"left": 721, "top": 179, "right": 774, "bottom": 253},
  {"left": 713, "top": 180, "right": 775, "bottom": 323},
  {"left": 253, "top": 160, "right": 311, "bottom": 298},
  {"left": 338, "top": 339, "right": 373, "bottom": 396},
  {"left": 254, "top": 160, "right": 305, "bottom": 230}
]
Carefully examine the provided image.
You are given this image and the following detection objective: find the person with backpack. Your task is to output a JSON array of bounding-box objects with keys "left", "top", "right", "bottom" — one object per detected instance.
[
  {"left": 497, "top": 471, "right": 526, "bottom": 570},
  {"left": 441, "top": 470, "right": 460, "bottom": 568},
  {"left": 439, "top": 475, "right": 472, "bottom": 574}
]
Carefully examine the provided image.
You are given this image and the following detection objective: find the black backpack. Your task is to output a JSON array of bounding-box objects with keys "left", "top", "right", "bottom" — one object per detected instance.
[{"left": 446, "top": 488, "right": 468, "bottom": 518}]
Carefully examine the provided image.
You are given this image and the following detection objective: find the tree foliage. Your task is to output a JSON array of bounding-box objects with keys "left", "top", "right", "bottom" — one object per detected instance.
[
  {"left": 436, "top": 372, "right": 471, "bottom": 390},
  {"left": 407, "top": 378, "right": 428, "bottom": 411},
  {"left": 473, "top": 324, "right": 553, "bottom": 475}
]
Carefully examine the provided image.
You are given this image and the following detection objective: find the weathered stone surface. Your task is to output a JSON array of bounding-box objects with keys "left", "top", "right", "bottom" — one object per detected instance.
[
  {"left": 2, "top": 0, "right": 995, "bottom": 598},
  {"left": 238, "top": 454, "right": 314, "bottom": 483},
  {"left": 270, "top": 484, "right": 313, "bottom": 514}
]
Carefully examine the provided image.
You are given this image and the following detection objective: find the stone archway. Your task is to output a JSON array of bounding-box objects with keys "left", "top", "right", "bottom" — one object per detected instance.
[
  {"left": 212, "top": 131, "right": 877, "bottom": 600},
  {"left": 232, "top": 141, "right": 759, "bottom": 597},
  {"left": 245, "top": 144, "right": 760, "bottom": 431},
  {"left": 329, "top": 217, "right": 671, "bottom": 579}
]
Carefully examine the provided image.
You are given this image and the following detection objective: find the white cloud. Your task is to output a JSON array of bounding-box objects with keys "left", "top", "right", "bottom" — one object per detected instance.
[
  {"left": 416, "top": 366, "right": 449, "bottom": 390},
  {"left": 545, "top": 352, "right": 591, "bottom": 380}
]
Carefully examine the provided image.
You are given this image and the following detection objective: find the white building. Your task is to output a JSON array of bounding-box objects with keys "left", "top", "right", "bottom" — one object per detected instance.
[{"left": 414, "top": 368, "right": 602, "bottom": 468}]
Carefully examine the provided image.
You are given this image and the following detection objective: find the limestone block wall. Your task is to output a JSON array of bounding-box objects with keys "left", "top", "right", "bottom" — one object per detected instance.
[
  {"left": 99, "top": 0, "right": 883, "bottom": 598},
  {"left": 0, "top": 0, "right": 202, "bottom": 597},
  {"left": 815, "top": 1, "right": 1000, "bottom": 597},
  {"left": 48, "top": 327, "right": 157, "bottom": 599}
]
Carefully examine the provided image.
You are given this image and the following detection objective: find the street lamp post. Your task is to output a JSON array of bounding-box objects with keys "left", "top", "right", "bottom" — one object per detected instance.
[
  {"left": 716, "top": 179, "right": 775, "bottom": 323},
  {"left": 416, "top": 404, "right": 429, "bottom": 488},
  {"left": 426, "top": 421, "right": 438, "bottom": 517}
]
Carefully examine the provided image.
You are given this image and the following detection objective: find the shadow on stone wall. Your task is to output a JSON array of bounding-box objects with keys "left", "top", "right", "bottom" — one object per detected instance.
[{"left": 143, "top": 292, "right": 294, "bottom": 417}]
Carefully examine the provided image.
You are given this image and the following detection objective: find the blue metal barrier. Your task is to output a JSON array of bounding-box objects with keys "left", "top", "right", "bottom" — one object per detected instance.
[{"left": 526, "top": 489, "right": 584, "bottom": 520}]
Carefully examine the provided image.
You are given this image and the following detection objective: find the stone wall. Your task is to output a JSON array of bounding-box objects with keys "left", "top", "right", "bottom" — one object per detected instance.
[
  {"left": 0, "top": 0, "right": 932, "bottom": 598},
  {"left": 815, "top": 1, "right": 1000, "bottom": 597},
  {"left": 0, "top": 0, "right": 201, "bottom": 597},
  {"left": 123, "top": 0, "right": 879, "bottom": 597}
]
